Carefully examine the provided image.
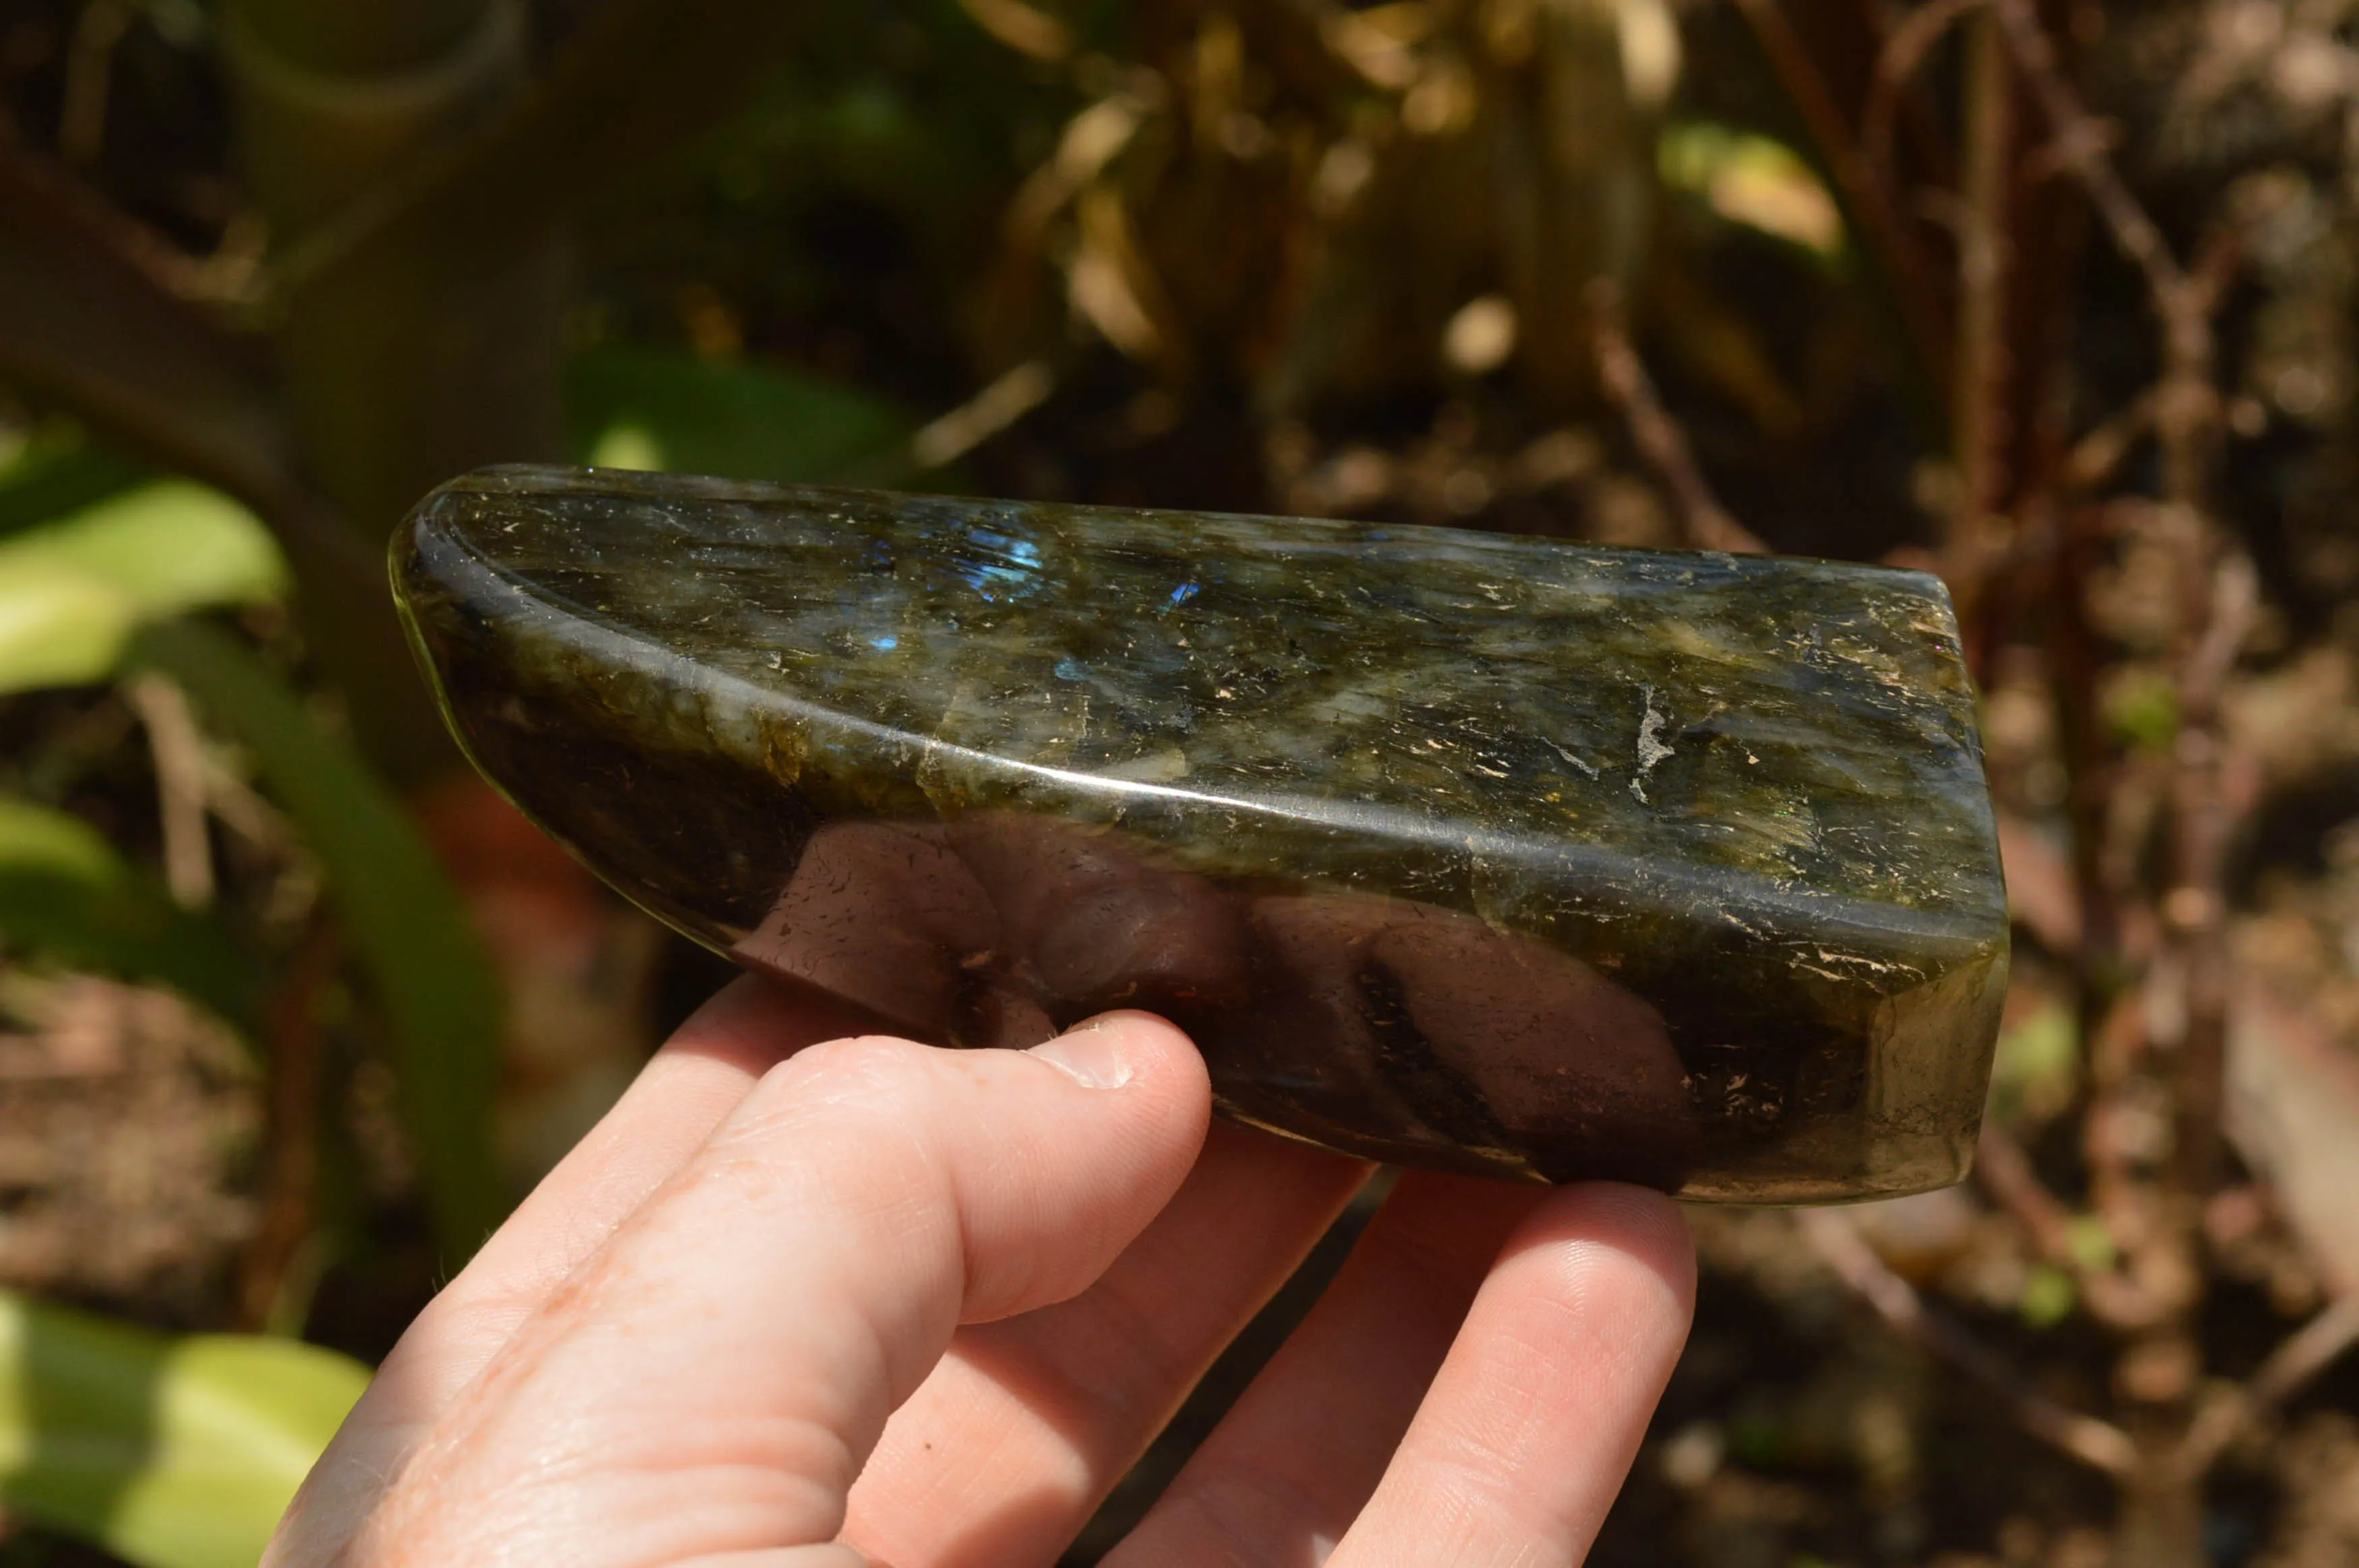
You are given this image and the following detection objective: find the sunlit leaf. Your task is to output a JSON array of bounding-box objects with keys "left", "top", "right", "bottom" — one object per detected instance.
[
  {"left": 2066, "top": 1215, "right": 2119, "bottom": 1272},
  {"left": 127, "top": 620, "right": 503, "bottom": 1259},
  {"left": 0, "top": 481, "right": 288, "bottom": 696},
  {"left": 585, "top": 421, "right": 667, "bottom": 473},
  {"left": 0, "top": 796, "right": 118, "bottom": 883},
  {"left": 0, "top": 1288, "right": 369, "bottom": 1568},
  {"left": 0, "top": 796, "right": 261, "bottom": 1027},
  {"left": 1659, "top": 121, "right": 1845, "bottom": 259},
  {"left": 2106, "top": 671, "right": 2180, "bottom": 751},
  {"left": 0, "top": 562, "right": 138, "bottom": 695},
  {"left": 1990, "top": 1002, "right": 2079, "bottom": 1124},
  {"left": 2019, "top": 1263, "right": 2078, "bottom": 1329},
  {"left": 569, "top": 346, "right": 913, "bottom": 484},
  {"left": 0, "top": 480, "right": 288, "bottom": 617}
]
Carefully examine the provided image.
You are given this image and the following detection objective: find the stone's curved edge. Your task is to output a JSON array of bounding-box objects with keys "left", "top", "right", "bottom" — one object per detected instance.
[
  {"left": 411, "top": 468, "right": 2006, "bottom": 940},
  {"left": 407, "top": 526, "right": 2008, "bottom": 961},
  {"left": 431, "top": 464, "right": 1957, "bottom": 596}
]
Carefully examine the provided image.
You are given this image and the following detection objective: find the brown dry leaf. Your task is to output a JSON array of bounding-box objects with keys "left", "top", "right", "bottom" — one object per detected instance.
[
  {"left": 954, "top": 0, "right": 1073, "bottom": 61},
  {"left": 1997, "top": 811, "right": 2084, "bottom": 954},
  {"left": 1069, "top": 183, "right": 1175, "bottom": 365},
  {"left": 2228, "top": 986, "right": 2359, "bottom": 1298}
]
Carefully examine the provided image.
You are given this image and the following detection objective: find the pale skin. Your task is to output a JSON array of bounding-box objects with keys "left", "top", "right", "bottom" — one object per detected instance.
[{"left": 266, "top": 977, "right": 1695, "bottom": 1568}]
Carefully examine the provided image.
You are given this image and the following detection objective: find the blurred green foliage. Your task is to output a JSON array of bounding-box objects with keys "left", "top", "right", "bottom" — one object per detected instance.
[
  {"left": 0, "top": 796, "right": 258, "bottom": 1028},
  {"left": 127, "top": 619, "right": 504, "bottom": 1254},
  {"left": 0, "top": 483, "right": 286, "bottom": 695},
  {"left": 0, "top": 1289, "right": 369, "bottom": 1568},
  {"left": 570, "top": 345, "right": 913, "bottom": 484}
]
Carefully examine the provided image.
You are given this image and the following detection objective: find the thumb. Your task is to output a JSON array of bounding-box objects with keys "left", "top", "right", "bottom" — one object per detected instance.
[{"left": 340, "top": 1013, "right": 1210, "bottom": 1567}]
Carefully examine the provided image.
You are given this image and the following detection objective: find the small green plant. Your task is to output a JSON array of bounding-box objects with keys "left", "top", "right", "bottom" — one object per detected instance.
[{"left": 0, "top": 1288, "right": 369, "bottom": 1568}]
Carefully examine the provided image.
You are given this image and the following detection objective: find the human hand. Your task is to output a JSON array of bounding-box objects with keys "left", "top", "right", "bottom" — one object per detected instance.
[{"left": 266, "top": 976, "right": 1694, "bottom": 1567}]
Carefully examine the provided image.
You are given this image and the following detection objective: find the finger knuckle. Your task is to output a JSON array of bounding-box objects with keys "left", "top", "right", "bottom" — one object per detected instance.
[{"left": 762, "top": 1033, "right": 940, "bottom": 1116}]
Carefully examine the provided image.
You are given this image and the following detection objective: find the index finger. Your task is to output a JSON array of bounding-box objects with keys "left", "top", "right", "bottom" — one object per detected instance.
[
  {"left": 270, "top": 976, "right": 874, "bottom": 1557},
  {"left": 336, "top": 1012, "right": 1212, "bottom": 1564}
]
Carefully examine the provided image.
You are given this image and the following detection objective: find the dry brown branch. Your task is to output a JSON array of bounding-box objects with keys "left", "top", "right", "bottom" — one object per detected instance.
[
  {"left": 2065, "top": 393, "right": 2157, "bottom": 492},
  {"left": 2173, "top": 1294, "right": 2359, "bottom": 1478},
  {"left": 1730, "top": 0, "right": 1952, "bottom": 386},
  {"left": 1800, "top": 1208, "right": 2141, "bottom": 1478},
  {"left": 2244, "top": 1293, "right": 2359, "bottom": 1414},
  {"left": 1863, "top": 0, "right": 1989, "bottom": 187},
  {"left": 1588, "top": 282, "right": 1767, "bottom": 555},
  {"left": 235, "top": 922, "right": 338, "bottom": 1331},
  {"left": 1946, "top": 9, "right": 2016, "bottom": 653},
  {"left": 2164, "top": 555, "right": 2258, "bottom": 1196},
  {"left": 1975, "top": 1123, "right": 2172, "bottom": 1330},
  {"left": 0, "top": 133, "right": 304, "bottom": 522},
  {"left": 1980, "top": 15, "right": 2260, "bottom": 1561},
  {"left": 1991, "top": 0, "right": 2182, "bottom": 299}
]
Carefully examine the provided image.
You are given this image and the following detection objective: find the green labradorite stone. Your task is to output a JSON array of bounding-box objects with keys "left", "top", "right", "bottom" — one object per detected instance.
[{"left": 394, "top": 466, "right": 2009, "bottom": 1201}]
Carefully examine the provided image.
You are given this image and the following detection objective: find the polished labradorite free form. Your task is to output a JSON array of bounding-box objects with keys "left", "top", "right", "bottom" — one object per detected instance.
[{"left": 396, "top": 466, "right": 2009, "bottom": 1201}]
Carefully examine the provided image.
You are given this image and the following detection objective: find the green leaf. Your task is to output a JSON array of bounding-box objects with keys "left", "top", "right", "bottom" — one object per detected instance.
[
  {"left": 127, "top": 620, "right": 503, "bottom": 1259},
  {"left": 0, "top": 1288, "right": 369, "bottom": 1568},
  {"left": 0, "top": 430, "right": 149, "bottom": 540},
  {"left": 0, "top": 796, "right": 118, "bottom": 883},
  {"left": 0, "top": 481, "right": 288, "bottom": 696},
  {"left": 1659, "top": 120, "right": 1845, "bottom": 260},
  {"left": 569, "top": 346, "right": 913, "bottom": 484},
  {"left": 0, "top": 481, "right": 288, "bottom": 617},
  {"left": 1990, "top": 1002, "right": 2079, "bottom": 1123},
  {"left": 2065, "top": 1214, "right": 2120, "bottom": 1272},
  {"left": 2019, "top": 1263, "right": 2078, "bottom": 1329},
  {"left": 2107, "top": 672, "right": 2181, "bottom": 752},
  {"left": 0, "top": 797, "right": 262, "bottom": 1028},
  {"left": 0, "top": 563, "right": 139, "bottom": 696}
]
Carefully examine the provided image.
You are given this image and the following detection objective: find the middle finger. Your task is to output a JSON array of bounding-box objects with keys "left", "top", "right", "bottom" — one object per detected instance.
[
  {"left": 1101, "top": 1170, "right": 1550, "bottom": 1568},
  {"left": 840, "top": 1124, "right": 1370, "bottom": 1568}
]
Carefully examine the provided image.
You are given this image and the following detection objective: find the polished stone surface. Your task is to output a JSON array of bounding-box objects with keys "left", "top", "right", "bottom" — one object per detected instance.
[{"left": 395, "top": 466, "right": 2009, "bottom": 1200}]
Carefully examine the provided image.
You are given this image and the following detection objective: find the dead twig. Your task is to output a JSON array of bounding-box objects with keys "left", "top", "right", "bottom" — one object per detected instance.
[
  {"left": 1988, "top": 16, "right": 2259, "bottom": 1563},
  {"left": 1800, "top": 1208, "right": 2141, "bottom": 1478},
  {"left": 2064, "top": 392, "right": 2156, "bottom": 493},
  {"left": 2244, "top": 1294, "right": 2359, "bottom": 1418},
  {"left": 912, "top": 360, "right": 1058, "bottom": 470},
  {"left": 1992, "top": 0, "right": 2182, "bottom": 301},
  {"left": 124, "top": 672, "right": 215, "bottom": 910},
  {"left": 1588, "top": 282, "right": 1766, "bottom": 555},
  {"left": 2173, "top": 1294, "right": 2359, "bottom": 1478},
  {"left": 1946, "top": 8, "right": 2015, "bottom": 663},
  {"left": 1864, "top": 0, "right": 1990, "bottom": 189},
  {"left": 1976, "top": 1123, "right": 2172, "bottom": 1331}
]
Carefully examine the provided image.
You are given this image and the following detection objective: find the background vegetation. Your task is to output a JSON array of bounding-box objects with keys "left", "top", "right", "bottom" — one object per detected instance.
[{"left": 2, "top": 0, "right": 2358, "bottom": 1564}]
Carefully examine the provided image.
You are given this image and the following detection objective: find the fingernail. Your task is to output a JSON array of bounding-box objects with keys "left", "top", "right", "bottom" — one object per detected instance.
[{"left": 1028, "top": 1017, "right": 1137, "bottom": 1090}]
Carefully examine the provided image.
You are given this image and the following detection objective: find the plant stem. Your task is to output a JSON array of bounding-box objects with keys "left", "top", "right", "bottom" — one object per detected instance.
[{"left": 220, "top": 0, "right": 568, "bottom": 780}]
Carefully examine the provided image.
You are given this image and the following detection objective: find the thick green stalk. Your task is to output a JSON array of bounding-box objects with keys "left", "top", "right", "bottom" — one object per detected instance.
[{"left": 220, "top": 0, "right": 568, "bottom": 779}]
